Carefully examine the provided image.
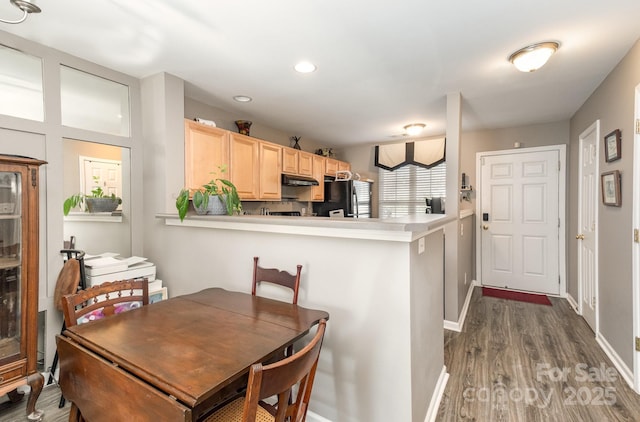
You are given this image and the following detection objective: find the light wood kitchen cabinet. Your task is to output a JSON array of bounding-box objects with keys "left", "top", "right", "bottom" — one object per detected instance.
[
  {"left": 230, "top": 133, "right": 282, "bottom": 200},
  {"left": 298, "top": 151, "right": 314, "bottom": 176},
  {"left": 0, "top": 155, "right": 46, "bottom": 420},
  {"left": 325, "top": 158, "right": 338, "bottom": 176},
  {"left": 298, "top": 154, "right": 326, "bottom": 202},
  {"left": 230, "top": 133, "right": 260, "bottom": 200},
  {"left": 310, "top": 155, "right": 326, "bottom": 201},
  {"left": 259, "top": 142, "right": 282, "bottom": 200},
  {"left": 282, "top": 148, "right": 313, "bottom": 177},
  {"left": 184, "top": 119, "right": 229, "bottom": 192},
  {"left": 282, "top": 148, "right": 299, "bottom": 174},
  {"left": 338, "top": 160, "right": 351, "bottom": 173}
]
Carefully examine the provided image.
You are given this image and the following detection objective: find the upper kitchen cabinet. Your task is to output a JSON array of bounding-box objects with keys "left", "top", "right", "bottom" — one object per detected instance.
[
  {"left": 230, "top": 134, "right": 281, "bottom": 200},
  {"left": 230, "top": 133, "right": 260, "bottom": 200},
  {"left": 325, "top": 158, "right": 338, "bottom": 176},
  {"left": 184, "top": 120, "right": 229, "bottom": 193},
  {"left": 338, "top": 160, "right": 351, "bottom": 173},
  {"left": 259, "top": 142, "right": 282, "bottom": 200},
  {"left": 282, "top": 148, "right": 313, "bottom": 177},
  {"left": 298, "top": 154, "right": 326, "bottom": 202}
]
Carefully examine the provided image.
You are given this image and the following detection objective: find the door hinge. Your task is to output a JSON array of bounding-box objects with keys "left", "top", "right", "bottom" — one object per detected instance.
[
  {"left": 558, "top": 160, "right": 561, "bottom": 171},
  {"left": 636, "top": 337, "right": 640, "bottom": 352},
  {"left": 558, "top": 218, "right": 561, "bottom": 228},
  {"left": 31, "top": 168, "right": 36, "bottom": 187},
  {"left": 558, "top": 275, "right": 561, "bottom": 285},
  {"left": 635, "top": 228, "right": 640, "bottom": 243},
  {"left": 636, "top": 119, "right": 640, "bottom": 135}
]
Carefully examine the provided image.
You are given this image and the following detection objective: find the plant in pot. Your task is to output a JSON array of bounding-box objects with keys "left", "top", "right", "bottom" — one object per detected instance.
[
  {"left": 63, "top": 176, "right": 122, "bottom": 216},
  {"left": 175, "top": 166, "right": 242, "bottom": 222}
]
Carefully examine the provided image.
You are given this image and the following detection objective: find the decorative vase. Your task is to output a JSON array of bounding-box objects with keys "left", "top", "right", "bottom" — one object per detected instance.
[
  {"left": 235, "top": 120, "right": 252, "bottom": 136},
  {"left": 290, "top": 136, "right": 302, "bottom": 150},
  {"left": 85, "top": 197, "right": 120, "bottom": 213},
  {"left": 193, "top": 195, "right": 227, "bottom": 215}
]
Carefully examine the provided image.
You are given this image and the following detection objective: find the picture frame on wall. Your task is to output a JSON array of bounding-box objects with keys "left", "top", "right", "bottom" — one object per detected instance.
[
  {"left": 604, "top": 129, "right": 621, "bottom": 162},
  {"left": 601, "top": 170, "right": 621, "bottom": 206}
]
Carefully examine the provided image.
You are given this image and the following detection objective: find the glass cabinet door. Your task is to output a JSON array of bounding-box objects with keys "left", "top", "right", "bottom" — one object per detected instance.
[{"left": 0, "top": 171, "right": 22, "bottom": 364}]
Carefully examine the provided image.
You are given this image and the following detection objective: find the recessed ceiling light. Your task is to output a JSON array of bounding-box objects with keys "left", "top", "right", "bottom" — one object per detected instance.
[
  {"left": 294, "top": 61, "right": 317, "bottom": 73},
  {"left": 233, "top": 95, "right": 252, "bottom": 103},
  {"left": 509, "top": 41, "right": 559, "bottom": 72},
  {"left": 404, "top": 123, "right": 426, "bottom": 136}
]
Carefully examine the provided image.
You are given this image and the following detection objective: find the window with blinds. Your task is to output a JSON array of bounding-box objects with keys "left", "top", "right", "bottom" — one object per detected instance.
[{"left": 378, "top": 163, "right": 446, "bottom": 218}]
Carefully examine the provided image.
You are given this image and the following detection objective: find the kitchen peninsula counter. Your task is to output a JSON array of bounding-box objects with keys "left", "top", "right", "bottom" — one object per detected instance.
[
  {"left": 154, "top": 211, "right": 450, "bottom": 421},
  {"left": 158, "top": 212, "right": 455, "bottom": 242}
]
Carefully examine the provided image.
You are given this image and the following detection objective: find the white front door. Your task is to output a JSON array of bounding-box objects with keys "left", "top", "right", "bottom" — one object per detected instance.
[
  {"left": 81, "top": 156, "right": 121, "bottom": 197},
  {"left": 480, "top": 149, "right": 560, "bottom": 295},
  {"left": 578, "top": 122, "right": 599, "bottom": 332}
]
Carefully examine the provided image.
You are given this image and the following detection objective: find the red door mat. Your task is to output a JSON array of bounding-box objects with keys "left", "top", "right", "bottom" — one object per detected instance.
[{"left": 482, "top": 287, "right": 552, "bottom": 306}]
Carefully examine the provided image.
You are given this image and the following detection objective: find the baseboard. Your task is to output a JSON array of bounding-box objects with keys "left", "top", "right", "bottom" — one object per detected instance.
[
  {"left": 566, "top": 294, "right": 579, "bottom": 313},
  {"left": 306, "top": 410, "right": 333, "bottom": 422},
  {"left": 424, "top": 366, "right": 449, "bottom": 422},
  {"left": 444, "top": 281, "right": 478, "bottom": 332},
  {"left": 596, "top": 332, "right": 635, "bottom": 390}
]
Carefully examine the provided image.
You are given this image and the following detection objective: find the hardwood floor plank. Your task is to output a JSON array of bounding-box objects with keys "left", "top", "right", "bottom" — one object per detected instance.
[{"left": 438, "top": 287, "right": 640, "bottom": 422}]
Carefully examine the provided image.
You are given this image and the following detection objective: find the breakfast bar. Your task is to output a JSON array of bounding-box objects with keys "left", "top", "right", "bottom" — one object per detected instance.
[{"left": 155, "top": 213, "right": 452, "bottom": 422}]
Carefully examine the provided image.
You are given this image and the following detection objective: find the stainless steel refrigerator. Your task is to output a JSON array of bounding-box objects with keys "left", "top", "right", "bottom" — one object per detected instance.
[{"left": 313, "top": 179, "right": 372, "bottom": 218}]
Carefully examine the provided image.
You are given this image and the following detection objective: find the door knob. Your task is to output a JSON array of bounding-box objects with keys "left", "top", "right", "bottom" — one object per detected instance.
[
  {"left": 482, "top": 225, "right": 489, "bottom": 230},
  {"left": 576, "top": 234, "right": 585, "bottom": 240}
]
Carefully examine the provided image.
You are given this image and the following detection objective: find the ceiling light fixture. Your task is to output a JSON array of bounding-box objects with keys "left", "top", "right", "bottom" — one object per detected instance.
[
  {"left": 509, "top": 41, "right": 559, "bottom": 72},
  {"left": 404, "top": 123, "right": 426, "bottom": 136},
  {"left": 294, "top": 61, "right": 317, "bottom": 73},
  {"left": 0, "top": 0, "right": 41, "bottom": 24},
  {"left": 233, "top": 95, "right": 252, "bottom": 103}
]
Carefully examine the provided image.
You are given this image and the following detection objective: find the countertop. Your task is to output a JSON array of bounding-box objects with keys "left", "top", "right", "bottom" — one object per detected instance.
[{"left": 158, "top": 212, "right": 456, "bottom": 242}]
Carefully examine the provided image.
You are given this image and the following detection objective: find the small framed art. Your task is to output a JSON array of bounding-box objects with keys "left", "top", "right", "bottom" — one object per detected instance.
[
  {"left": 149, "top": 287, "right": 168, "bottom": 303},
  {"left": 604, "top": 129, "right": 621, "bottom": 162},
  {"left": 601, "top": 170, "right": 621, "bottom": 206}
]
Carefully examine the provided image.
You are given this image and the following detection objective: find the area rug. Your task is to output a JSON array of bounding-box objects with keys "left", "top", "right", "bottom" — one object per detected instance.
[{"left": 482, "top": 287, "right": 552, "bottom": 306}]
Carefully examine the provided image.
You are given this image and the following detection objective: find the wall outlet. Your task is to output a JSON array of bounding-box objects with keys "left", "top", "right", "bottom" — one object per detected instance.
[{"left": 418, "top": 237, "right": 425, "bottom": 254}]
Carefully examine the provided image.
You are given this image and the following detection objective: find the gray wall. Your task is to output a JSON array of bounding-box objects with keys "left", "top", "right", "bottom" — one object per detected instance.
[{"left": 569, "top": 39, "right": 640, "bottom": 369}]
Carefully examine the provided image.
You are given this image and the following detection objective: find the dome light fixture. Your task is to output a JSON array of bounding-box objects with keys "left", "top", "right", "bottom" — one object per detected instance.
[
  {"left": 0, "top": 0, "right": 41, "bottom": 24},
  {"left": 509, "top": 41, "right": 559, "bottom": 72},
  {"left": 294, "top": 61, "right": 317, "bottom": 73},
  {"left": 233, "top": 95, "right": 252, "bottom": 103},
  {"left": 404, "top": 123, "right": 426, "bottom": 136}
]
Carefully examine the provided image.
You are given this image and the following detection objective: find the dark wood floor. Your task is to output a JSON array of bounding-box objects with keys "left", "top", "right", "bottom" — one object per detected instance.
[
  {"left": 0, "top": 384, "right": 70, "bottom": 422},
  {"left": 4, "top": 287, "right": 640, "bottom": 421},
  {"left": 437, "top": 287, "right": 640, "bottom": 421}
]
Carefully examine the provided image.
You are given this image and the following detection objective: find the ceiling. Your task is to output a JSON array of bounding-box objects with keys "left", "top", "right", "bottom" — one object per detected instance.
[{"left": 2, "top": 0, "right": 640, "bottom": 147}]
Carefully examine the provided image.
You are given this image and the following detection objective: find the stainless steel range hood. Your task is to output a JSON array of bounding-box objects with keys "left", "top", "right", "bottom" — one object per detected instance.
[{"left": 281, "top": 174, "right": 320, "bottom": 186}]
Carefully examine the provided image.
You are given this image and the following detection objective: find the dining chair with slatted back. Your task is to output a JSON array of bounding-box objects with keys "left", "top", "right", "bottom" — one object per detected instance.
[
  {"left": 203, "top": 319, "right": 327, "bottom": 422},
  {"left": 252, "top": 256, "right": 302, "bottom": 305},
  {"left": 61, "top": 278, "right": 149, "bottom": 328}
]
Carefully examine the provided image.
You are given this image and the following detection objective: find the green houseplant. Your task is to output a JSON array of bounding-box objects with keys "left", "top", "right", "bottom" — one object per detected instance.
[
  {"left": 175, "top": 166, "right": 242, "bottom": 221},
  {"left": 63, "top": 176, "right": 122, "bottom": 216}
]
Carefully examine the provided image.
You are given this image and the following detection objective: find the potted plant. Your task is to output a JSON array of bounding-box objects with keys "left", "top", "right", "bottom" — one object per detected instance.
[
  {"left": 175, "top": 166, "right": 242, "bottom": 221},
  {"left": 63, "top": 176, "right": 122, "bottom": 216}
]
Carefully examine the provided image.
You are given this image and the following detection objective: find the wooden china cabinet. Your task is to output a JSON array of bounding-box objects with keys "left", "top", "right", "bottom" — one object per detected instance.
[{"left": 0, "top": 155, "right": 46, "bottom": 420}]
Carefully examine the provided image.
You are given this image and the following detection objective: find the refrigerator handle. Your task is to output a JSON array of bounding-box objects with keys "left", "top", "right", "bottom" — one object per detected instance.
[{"left": 353, "top": 188, "right": 359, "bottom": 218}]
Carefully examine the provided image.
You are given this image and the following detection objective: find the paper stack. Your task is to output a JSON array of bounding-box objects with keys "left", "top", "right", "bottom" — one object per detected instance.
[{"left": 85, "top": 254, "right": 156, "bottom": 287}]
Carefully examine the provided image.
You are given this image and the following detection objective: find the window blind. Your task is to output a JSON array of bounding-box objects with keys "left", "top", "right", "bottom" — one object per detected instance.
[{"left": 378, "top": 162, "right": 447, "bottom": 218}]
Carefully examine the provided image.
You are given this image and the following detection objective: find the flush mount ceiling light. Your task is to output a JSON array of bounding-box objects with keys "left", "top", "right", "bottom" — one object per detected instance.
[
  {"left": 233, "top": 95, "right": 252, "bottom": 103},
  {"left": 404, "top": 123, "right": 426, "bottom": 136},
  {"left": 509, "top": 41, "right": 559, "bottom": 72},
  {"left": 294, "top": 61, "right": 317, "bottom": 73},
  {"left": 0, "top": 0, "right": 41, "bottom": 24}
]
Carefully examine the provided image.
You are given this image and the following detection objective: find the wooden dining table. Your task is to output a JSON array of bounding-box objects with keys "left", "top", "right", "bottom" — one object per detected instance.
[{"left": 56, "top": 287, "right": 329, "bottom": 422}]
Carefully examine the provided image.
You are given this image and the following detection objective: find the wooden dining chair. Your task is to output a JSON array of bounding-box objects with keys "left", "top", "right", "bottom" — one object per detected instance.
[
  {"left": 252, "top": 256, "right": 302, "bottom": 305},
  {"left": 203, "top": 319, "right": 327, "bottom": 422},
  {"left": 60, "top": 278, "right": 149, "bottom": 328}
]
